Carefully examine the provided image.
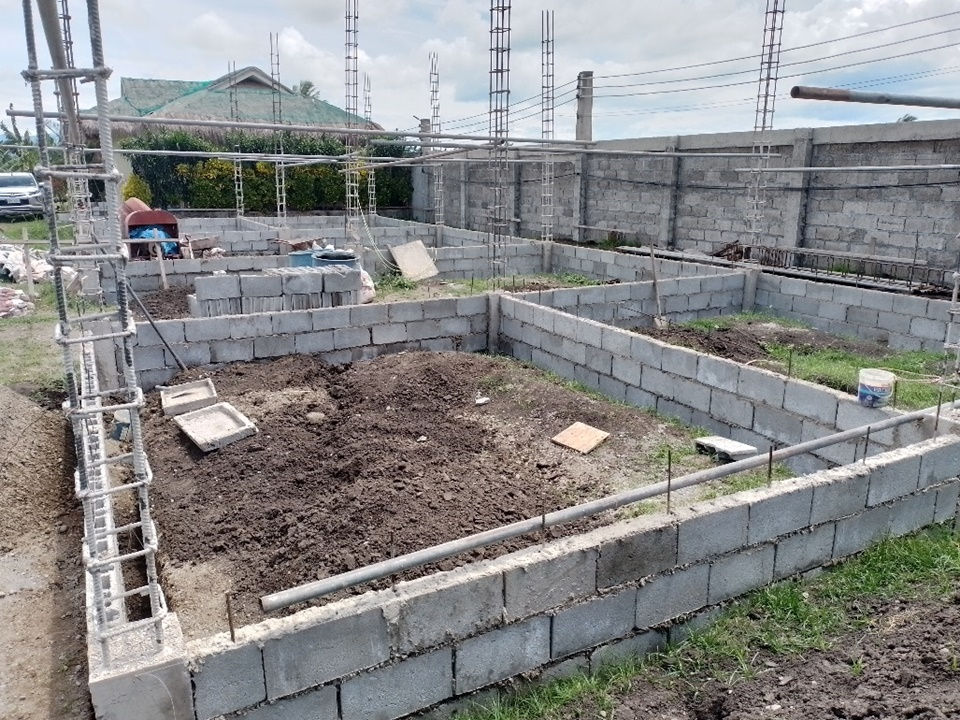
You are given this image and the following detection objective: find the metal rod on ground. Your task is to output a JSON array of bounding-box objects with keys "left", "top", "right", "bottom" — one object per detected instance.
[
  {"left": 225, "top": 592, "right": 235, "bottom": 642},
  {"left": 666, "top": 448, "right": 672, "bottom": 514},
  {"left": 863, "top": 426, "right": 871, "bottom": 463},
  {"left": 260, "top": 397, "right": 960, "bottom": 612},
  {"left": 936, "top": 386, "right": 944, "bottom": 433},
  {"left": 126, "top": 282, "right": 187, "bottom": 371}
]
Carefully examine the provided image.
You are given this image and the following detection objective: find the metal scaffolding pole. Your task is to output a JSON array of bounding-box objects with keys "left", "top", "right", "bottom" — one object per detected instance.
[
  {"left": 540, "top": 9, "right": 555, "bottom": 244},
  {"left": 344, "top": 0, "right": 361, "bottom": 235},
  {"left": 488, "top": 0, "right": 511, "bottom": 277},
  {"left": 748, "top": 0, "right": 786, "bottom": 244},
  {"left": 363, "top": 72, "right": 376, "bottom": 216},
  {"left": 270, "top": 32, "right": 287, "bottom": 227},
  {"left": 430, "top": 52, "right": 444, "bottom": 227}
]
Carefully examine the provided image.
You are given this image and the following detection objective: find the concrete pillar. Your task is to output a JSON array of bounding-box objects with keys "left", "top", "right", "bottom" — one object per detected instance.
[
  {"left": 742, "top": 269, "right": 760, "bottom": 312},
  {"left": 658, "top": 136, "right": 681, "bottom": 250},
  {"left": 541, "top": 241, "right": 553, "bottom": 273},
  {"left": 571, "top": 154, "right": 583, "bottom": 243},
  {"left": 780, "top": 128, "right": 815, "bottom": 250},
  {"left": 513, "top": 158, "right": 522, "bottom": 238},
  {"left": 460, "top": 162, "right": 468, "bottom": 229},
  {"left": 487, "top": 292, "right": 501, "bottom": 352},
  {"left": 575, "top": 71, "right": 594, "bottom": 143},
  {"left": 411, "top": 118, "right": 432, "bottom": 223}
]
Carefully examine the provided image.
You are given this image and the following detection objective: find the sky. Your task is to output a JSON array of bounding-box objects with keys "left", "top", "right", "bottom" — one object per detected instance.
[{"left": 2, "top": 0, "right": 959, "bottom": 142}]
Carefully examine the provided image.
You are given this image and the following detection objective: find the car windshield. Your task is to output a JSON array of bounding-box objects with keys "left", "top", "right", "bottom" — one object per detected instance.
[{"left": 0, "top": 174, "right": 37, "bottom": 189}]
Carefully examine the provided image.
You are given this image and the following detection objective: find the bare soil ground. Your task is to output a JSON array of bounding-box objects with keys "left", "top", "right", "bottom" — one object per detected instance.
[
  {"left": 142, "top": 351, "right": 715, "bottom": 637},
  {"left": 133, "top": 286, "right": 192, "bottom": 321},
  {"left": 559, "top": 598, "right": 960, "bottom": 719},
  {"left": 0, "top": 387, "right": 91, "bottom": 720},
  {"left": 642, "top": 321, "right": 888, "bottom": 366}
]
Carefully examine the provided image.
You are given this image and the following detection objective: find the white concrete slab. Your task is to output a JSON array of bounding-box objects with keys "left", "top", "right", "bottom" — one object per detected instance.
[
  {"left": 695, "top": 435, "right": 758, "bottom": 462},
  {"left": 174, "top": 402, "right": 257, "bottom": 452},
  {"left": 390, "top": 240, "right": 438, "bottom": 281},
  {"left": 160, "top": 379, "right": 218, "bottom": 417}
]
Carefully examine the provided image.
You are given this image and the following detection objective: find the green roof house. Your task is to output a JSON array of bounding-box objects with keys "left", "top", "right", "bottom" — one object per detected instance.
[{"left": 92, "top": 66, "right": 379, "bottom": 138}]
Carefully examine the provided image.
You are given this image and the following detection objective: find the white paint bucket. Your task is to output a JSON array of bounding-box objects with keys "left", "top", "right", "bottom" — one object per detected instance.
[{"left": 858, "top": 368, "right": 895, "bottom": 408}]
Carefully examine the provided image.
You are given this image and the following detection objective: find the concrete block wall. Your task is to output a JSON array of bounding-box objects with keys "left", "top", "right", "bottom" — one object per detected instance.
[
  {"left": 185, "top": 434, "right": 960, "bottom": 720},
  {"left": 548, "top": 242, "right": 730, "bottom": 283},
  {"left": 129, "top": 296, "right": 489, "bottom": 389},
  {"left": 754, "top": 273, "right": 951, "bottom": 351},
  {"left": 101, "top": 256, "right": 287, "bottom": 303},
  {"left": 512, "top": 272, "right": 746, "bottom": 329},
  {"left": 498, "top": 296, "right": 932, "bottom": 472},
  {"left": 432, "top": 243, "right": 544, "bottom": 279},
  {"left": 190, "top": 269, "right": 363, "bottom": 317}
]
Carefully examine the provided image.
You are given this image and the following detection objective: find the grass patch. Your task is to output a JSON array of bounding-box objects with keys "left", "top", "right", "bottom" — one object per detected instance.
[
  {"left": 698, "top": 464, "right": 793, "bottom": 500},
  {"left": 0, "top": 218, "right": 73, "bottom": 244},
  {"left": 459, "top": 523, "right": 960, "bottom": 720},
  {"left": 0, "top": 281, "right": 62, "bottom": 390},
  {"left": 685, "top": 311, "right": 804, "bottom": 332}
]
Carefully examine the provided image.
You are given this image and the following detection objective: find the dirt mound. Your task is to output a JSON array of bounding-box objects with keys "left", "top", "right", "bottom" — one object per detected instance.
[
  {"left": 132, "top": 286, "right": 191, "bottom": 320},
  {"left": 142, "top": 351, "right": 702, "bottom": 631}
]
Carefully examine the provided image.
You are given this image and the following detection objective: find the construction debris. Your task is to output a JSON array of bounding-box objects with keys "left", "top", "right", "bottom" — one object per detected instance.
[
  {"left": 0, "top": 243, "right": 53, "bottom": 283},
  {"left": 0, "top": 286, "right": 34, "bottom": 318},
  {"left": 695, "top": 435, "right": 758, "bottom": 462},
  {"left": 551, "top": 421, "right": 610, "bottom": 454},
  {"left": 173, "top": 402, "right": 257, "bottom": 452},
  {"left": 159, "top": 379, "right": 218, "bottom": 417},
  {"left": 390, "top": 240, "right": 438, "bottom": 281}
]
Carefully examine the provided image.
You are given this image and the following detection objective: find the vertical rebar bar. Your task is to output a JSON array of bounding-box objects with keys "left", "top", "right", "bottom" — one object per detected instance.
[
  {"left": 540, "top": 9, "right": 555, "bottom": 244},
  {"left": 666, "top": 448, "right": 672, "bottom": 513},
  {"left": 488, "top": 0, "right": 511, "bottom": 277},
  {"left": 767, "top": 446, "right": 773, "bottom": 486}
]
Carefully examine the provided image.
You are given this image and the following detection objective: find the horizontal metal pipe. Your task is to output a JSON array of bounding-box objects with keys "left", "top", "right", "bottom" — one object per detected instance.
[
  {"left": 736, "top": 164, "right": 960, "bottom": 173},
  {"left": 790, "top": 85, "right": 960, "bottom": 110},
  {"left": 5, "top": 107, "right": 594, "bottom": 146},
  {"left": 260, "top": 399, "right": 956, "bottom": 612}
]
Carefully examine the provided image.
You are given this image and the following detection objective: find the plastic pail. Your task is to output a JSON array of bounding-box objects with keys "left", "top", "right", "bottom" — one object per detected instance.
[
  {"left": 313, "top": 250, "right": 360, "bottom": 270},
  {"left": 289, "top": 250, "right": 314, "bottom": 267},
  {"left": 858, "top": 368, "right": 895, "bottom": 408}
]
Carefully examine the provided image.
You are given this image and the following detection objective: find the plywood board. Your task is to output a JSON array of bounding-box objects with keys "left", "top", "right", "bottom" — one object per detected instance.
[
  {"left": 551, "top": 421, "right": 609, "bottom": 454},
  {"left": 390, "top": 240, "right": 438, "bottom": 281}
]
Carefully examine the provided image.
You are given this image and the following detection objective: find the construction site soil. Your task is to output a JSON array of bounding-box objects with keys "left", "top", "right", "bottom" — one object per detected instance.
[
  {"left": 142, "top": 351, "right": 712, "bottom": 634},
  {"left": 0, "top": 387, "right": 92, "bottom": 720},
  {"left": 559, "top": 598, "right": 960, "bottom": 719},
  {"left": 133, "top": 286, "right": 191, "bottom": 321},
  {"left": 642, "top": 321, "right": 891, "bottom": 366}
]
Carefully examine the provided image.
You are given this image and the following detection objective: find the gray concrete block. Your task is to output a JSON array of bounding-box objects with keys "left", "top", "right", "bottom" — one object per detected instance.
[
  {"left": 835, "top": 401, "right": 896, "bottom": 445},
  {"left": 334, "top": 326, "right": 372, "bottom": 349},
  {"left": 538, "top": 656, "right": 590, "bottom": 684},
  {"left": 240, "top": 274, "right": 282, "bottom": 298},
  {"left": 372, "top": 323, "right": 409, "bottom": 345},
  {"left": 457, "top": 295, "right": 487, "bottom": 316},
  {"left": 667, "top": 606, "right": 723, "bottom": 646},
  {"left": 588, "top": 629, "right": 667, "bottom": 671},
  {"left": 136, "top": 320, "right": 186, "bottom": 346},
  {"left": 601, "top": 326, "right": 633, "bottom": 356},
  {"left": 407, "top": 319, "right": 443, "bottom": 341},
  {"left": 210, "top": 339, "right": 255, "bottom": 364},
  {"left": 626, "top": 385, "right": 657, "bottom": 410},
  {"left": 253, "top": 335, "right": 295, "bottom": 358},
  {"left": 774, "top": 524, "right": 836, "bottom": 579},
  {"left": 395, "top": 570, "right": 504, "bottom": 653},
  {"left": 710, "top": 389, "right": 755, "bottom": 429},
  {"left": 192, "top": 643, "right": 266, "bottom": 720},
  {"left": 866, "top": 453, "right": 921, "bottom": 506},
  {"left": 422, "top": 298, "right": 457, "bottom": 319},
  {"left": 935, "top": 481, "right": 960, "bottom": 523},
  {"left": 310, "top": 306, "right": 351, "bottom": 330},
  {"left": 753, "top": 405, "right": 803, "bottom": 445},
  {"left": 134, "top": 346, "right": 168, "bottom": 371},
  {"left": 708, "top": 544, "right": 775, "bottom": 603},
  {"left": 272, "top": 311, "right": 313, "bottom": 335},
  {"left": 295, "top": 330, "right": 335, "bottom": 354},
  {"left": 455, "top": 616, "right": 551, "bottom": 694},
  {"left": 656, "top": 397, "right": 693, "bottom": 426},
  {"left": 918, "top": 439, "right": 960, "bottom": 488},
  {"left": 747, "top": 485, "right": 814, "bottom": 545},
  {"left": 440, "top": 316, "right": 471, "bottom": 336},
  {"left": 552, "top": 588, "right": 637, "bottom": 658},
  {"left": 574, "top": 317, "right": 603, "bottom": 347},
  {"left": 322, "top": 268, "right": 361, "bottom": 293},
  {"left": 672, "top": 377, "right": 711, "bottom": 413},
  {"left": 697, "top": 355, "right": 739, "bottom": 393},
  {"left": 350, "top": 304, "right": 389, "bottom": 326},
  {"left": 737, "top": 367, "right": 785, "bottom": 407},
  {"left": 630, "top": 336, "right": 663, "bottom": 369},
  {"left": 833, "top": 503, "right": 892, "bottom": 558},
  {"left": 811, "top": 467, "right": 870, "bottom": 524},
  {"left": 195, "top": 274, "right": 240, "bottom": 301},
  {"left": 888, "top": 489, "right": 937, "bottom": 537},
  {"left": 229, "top": 313, "right": 273, "bottom": 339},
  {"left": 167, "top": 342, "right": 211, "bottom": 367},
  {"left": 597, "top": 519, "right": 677, "bottom": 589},
  {"left": 598, "top": 374, "right": 628, "bottom": 402},
  {"left": 661, "top": 345, "right": 698, "bottom": 379},
  {"left": 635, "top": 564, "right": 710, "bottom": 629},
  {"left": 263, "top": 608, "right": 391, "bottom": 699},
  {"left": 238, "top": 685, "right": 337, "bottom": 720},
  {"left": 783, "top": 381, "right": 838, "bottom": 425},
  {"left": 342, "top": 649, "right": 453, "bottom": 720},
  {"left": 504, "top": 545, "right": 597, "bottom": 621},
  {"left": 676, "top": 500, "right": 749, "bottom": 565}
]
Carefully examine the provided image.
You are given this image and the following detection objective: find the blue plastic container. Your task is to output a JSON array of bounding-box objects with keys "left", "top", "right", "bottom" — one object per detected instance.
[
  {"left": 289, "top": 250, "right": 314, "bottom": 267},
  {"left": 312, "top": 250, "right": 360, "bottom": 270}
]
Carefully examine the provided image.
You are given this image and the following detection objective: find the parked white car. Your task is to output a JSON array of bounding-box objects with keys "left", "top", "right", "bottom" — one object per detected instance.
[{"left": 0, "top": 172, "right": 43, "bottom": 219}]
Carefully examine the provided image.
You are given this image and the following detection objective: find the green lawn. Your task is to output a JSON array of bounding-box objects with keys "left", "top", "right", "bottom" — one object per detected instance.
[
  {"left": 0, "top": 217, "right": 73, "bottom": 244},
  {"left": 0, "top": 282, "right": 63, "bottom": 394}
]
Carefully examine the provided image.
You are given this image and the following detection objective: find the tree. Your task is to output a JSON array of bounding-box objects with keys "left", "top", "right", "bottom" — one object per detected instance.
[
  {"left": 292, "top": 80, "right": 319, "bottom": 99},
  {"left": 122, "top": 173, "right": 153, "bottom": 206}
]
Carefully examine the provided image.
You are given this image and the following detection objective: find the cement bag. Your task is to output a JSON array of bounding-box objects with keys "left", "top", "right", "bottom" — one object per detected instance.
[{"left": 359, "top": 268, "right": 376, "bottom": 304}]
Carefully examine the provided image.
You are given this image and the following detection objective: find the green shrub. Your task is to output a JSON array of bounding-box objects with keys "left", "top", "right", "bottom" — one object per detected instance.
[{"left": 121, "top": 173, "right": 153, "bottom": 206}]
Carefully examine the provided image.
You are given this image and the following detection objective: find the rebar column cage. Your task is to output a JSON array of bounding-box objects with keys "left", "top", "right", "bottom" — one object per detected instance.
[
  {"left": 344, "top": 0, "right": 362, "bottom": 233},
  {"left": 488, "top": 1, "right": 511, "bottom": 276},
  {"left": 748, "top": 0, "right": 786, "bottom": 243},
  {"left": 363, "top": 72, "right": 376, "bottom": 216},
  {"left": 229, "top": 61, "right": 245, "bottom": 218},
  {"left": 20, "top": 0, "right": 166, "bottom": 666},
  {"left": 540, "top": 9, "right": 555, "bottom": 244},
  {"left": 430, "top": 52, "right": 444, "bottom": 227},
  {"left": 270, "top": 33, "right": 287, "bottom": 227}
]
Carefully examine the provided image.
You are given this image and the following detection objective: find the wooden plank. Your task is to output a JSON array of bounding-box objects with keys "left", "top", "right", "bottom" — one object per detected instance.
[{"left": 551, "top": 421, "right": 609, "bottom": 454}]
